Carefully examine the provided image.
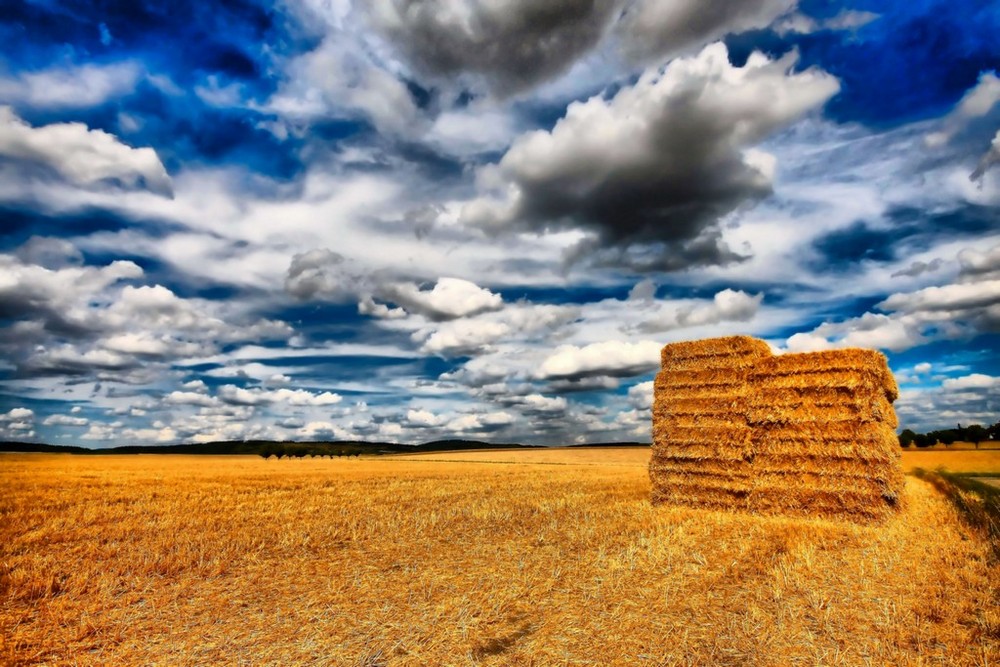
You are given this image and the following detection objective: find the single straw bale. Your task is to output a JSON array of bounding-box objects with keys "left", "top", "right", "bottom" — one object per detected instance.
[{"left": 651, "top": 336, "right": 772, "bottom": 510}]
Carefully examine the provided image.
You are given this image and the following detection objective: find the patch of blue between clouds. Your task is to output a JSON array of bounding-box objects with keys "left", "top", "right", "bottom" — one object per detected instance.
[
  {"left": 886, "top": 335, "right": 1000, "bottom": 382},
  {"left": 726, "top": 0, "right": 1000, "bottom": 127}
]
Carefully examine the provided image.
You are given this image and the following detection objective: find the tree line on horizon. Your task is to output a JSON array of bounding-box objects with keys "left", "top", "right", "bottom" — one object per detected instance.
[{"left": 898, "top": 421, "right": 999, "bottom": 449}]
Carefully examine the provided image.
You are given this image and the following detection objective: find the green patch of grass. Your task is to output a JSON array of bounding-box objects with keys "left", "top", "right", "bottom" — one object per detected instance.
[{"left": 913, "top": 468, "right": 1000, "bottom": 557}]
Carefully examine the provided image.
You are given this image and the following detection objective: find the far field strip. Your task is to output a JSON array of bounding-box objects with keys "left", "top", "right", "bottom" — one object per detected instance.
[{"left": 382, "top": 446, "right": 1000, "bottom": 474}]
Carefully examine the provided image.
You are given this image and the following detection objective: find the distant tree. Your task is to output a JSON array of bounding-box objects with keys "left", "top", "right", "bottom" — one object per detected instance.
[
  {"left": 899, "top": 429, "right": 916, "bottom": 448},
  {"left": 936, "top": 430, "right": 957, "bottom": 446},
  {"left": 987, "top": 421, "right": 1000, "bottom": 442},
  {"left": 914, "top": 432, "right": 935, "bottom": 448},
  {"left": 965, "top": 424, "right": 987, "bottom": 449}
]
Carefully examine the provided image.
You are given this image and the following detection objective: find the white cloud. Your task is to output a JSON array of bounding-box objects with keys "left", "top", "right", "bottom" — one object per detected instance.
[
  {"left": 42, "top": 414, "right": 89, "bottom": 426},
  {"left": 0, "top": 62, "right": 140, "bottom": 109},
  {"left": 773, "top": 9, "right": 878, "bottom": 35},
  {"left": 166, "top": 391, "right": 221, "bottom": 408},
  {"left": 217, "top": 385, "right": 342, "bottom": 407},
  {"left": 786, "top": 246, "right": 1000, "bottom": 352},
  {"left": 0, "top": 408, "right": 35, "bottom": 438},
  {"left": 515, "top": 394, "right": 567, "bottom": 413},
  {"left": 81, "top": 423, "right": 117, "bottom": 441},
  {"left": 415, "top": 303, "right": 577, "bottom": 356},
  {"left": 634, "top": 289, "right": 762, "bottom": 333},
  {"left": 419, "top": 320, "right": 511, "bottom": 356},
  {"left": 627, "top": 380, "right": 655, "bottom": 410},
  {"left": 1, "top": 253, "right": 292, "bottom": 379},
  {"left": 0, "top": 106, "right": 172, "bottom": 196},
  {"left": 266, "top": 35, "right": 425, "bottom": 137},
  {"left": 405, "top": 408, "right": 442, "bottom": 427},
  {"left": 121, "top": 426, "right": 177, "bottom": 443},
  {"left": 925, "top": 72, "right": 1000, "bottom": 148},
  {"left": 941, "top": 374, "right": 998, "bottom": 390},
  {"left": 879, "top": 280, "right": 1000, "bottom": 314},
  {"left": 445, "top": 414, "right": 483, "bottom": 432},
  {"left": 536, "top": 340, "right": 662, "bottom": 380},
  {"left": 376, "top": 277, "right": 503, "bottom": 321}
]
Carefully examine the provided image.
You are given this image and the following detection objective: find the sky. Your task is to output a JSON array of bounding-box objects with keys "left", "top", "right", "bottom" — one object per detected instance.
[{"left": 1, "top": 0, "right": 998, "bottom": 447}]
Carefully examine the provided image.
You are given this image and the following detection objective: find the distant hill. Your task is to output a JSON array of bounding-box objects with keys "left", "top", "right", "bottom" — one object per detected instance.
[
  {"left": 0, "top": 439, "right": 648, "bottom": 456},
  {"left": 0, "top": 439, "right": 548, "bottom": 456}
]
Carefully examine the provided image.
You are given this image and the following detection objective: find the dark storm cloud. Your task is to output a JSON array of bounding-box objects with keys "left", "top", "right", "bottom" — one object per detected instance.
[
  {"left": 368, "top": 0, "right": 805, "bottom": 96},
  {"left": 366, "top": 0, "right": 619, "bottom": 95},
  {"left": 618, "top": 0, "right": 795, "bottom": 65},
  {"left": 462, "top": 44, "right": 839, "bottom": 271}
]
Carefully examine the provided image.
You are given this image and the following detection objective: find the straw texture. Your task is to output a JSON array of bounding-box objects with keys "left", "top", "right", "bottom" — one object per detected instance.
[{"left": 650, "top": 336, "right": 904, "bottom": 522}]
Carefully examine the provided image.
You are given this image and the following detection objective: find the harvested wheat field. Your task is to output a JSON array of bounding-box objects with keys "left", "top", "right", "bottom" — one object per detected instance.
[{"left": 1, "top": 451, "right": 998, "bottom": 666}]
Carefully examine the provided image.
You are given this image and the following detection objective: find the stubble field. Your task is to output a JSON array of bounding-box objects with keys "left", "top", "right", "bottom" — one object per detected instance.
[{"left": 1, "top": 448, "right": 998, "bottom": 666}]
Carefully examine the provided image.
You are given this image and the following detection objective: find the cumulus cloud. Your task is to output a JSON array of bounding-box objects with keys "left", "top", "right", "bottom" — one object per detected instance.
[
  {"left": 536, "top": 340, "right": 661, "bottom": 381},
  {"left": 288, "top": 254, "right": 508, "bottom": 324},
  {"left": 42, "top": 414, "right": 89, "bottom": 426},
  {"left": 0, "top": 253, "right": 292, "bottom": 379},
  {"left": 627, "top": 380, "right": 654, "bottom": 410},
  {"left": 634, "top": 289, "right": 762, "bottom": 333},
  {"left": 942, "top": 373, "right": 998, "bottom": 390},
  {"left": 415, "top": 303, "right": 578, "bottom": 356},
  {"left": 461, "top": 43, "right": 838, "bottom": 270},
  {"left": 405, "top": 408, "right": 442, "bottom": 428},
  {"left": 786, "top": 244, "right": 1000, "bottom": 352},
  {"left": 443, "top": 410, "right": 515, "bottom": 433},
  {"left": 165, "top": 391, "right": 221, "bottom": 408},
  {"left": 0, "top": 408, "right": 35, "bottom": 439},
  {"left": 500, "top": 393, "right": 568, "bottom": 414},
  {"left": 879, "top": 280, "right": 1000, "bottom": 315},
  {"left": 217, "top": 385, "right": 343, "bottom": 407},
  {"left": 285, "top": 249, "right": 361, "bottom": 302},
  {"left": 376, "top": 277, "right": 503, "bottom": 321},
  {"left": 896, "top": 373, "right": 1000, "bottom": 432},
  {"left": 1, "top": 407, "right": 34, "bottom": 421},
  {"left": 0, "top": 106, "right": 172, "bottom": 196}
]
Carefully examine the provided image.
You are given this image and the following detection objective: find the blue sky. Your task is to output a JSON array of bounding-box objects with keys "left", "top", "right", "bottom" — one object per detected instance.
[{"left": 1, "top": 0, "right": 998, "bottom": 446}]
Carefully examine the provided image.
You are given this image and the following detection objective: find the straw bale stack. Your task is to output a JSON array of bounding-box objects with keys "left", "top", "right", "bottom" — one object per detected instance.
[{"left": 650, "top": 336, "right": 904, "bottom": 522}]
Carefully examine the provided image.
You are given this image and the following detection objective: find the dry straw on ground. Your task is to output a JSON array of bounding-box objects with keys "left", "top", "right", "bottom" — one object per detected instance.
[
  {"left": 1, "top": 451, "right": 997, "bottom": 665},
  {"left": 651, "top": 336, "right": 904, "bottom": 522}
]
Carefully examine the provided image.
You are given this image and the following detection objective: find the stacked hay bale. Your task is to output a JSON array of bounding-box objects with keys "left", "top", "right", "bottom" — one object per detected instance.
[
  {"left": 650, "top": 336, "right": 771, "bottom": 510},
  {"left": 650, "top": 336, "right": 904, "bottom": 522},
  {"left": 745, "top": 348, "right": 904, "bottom": 521}
]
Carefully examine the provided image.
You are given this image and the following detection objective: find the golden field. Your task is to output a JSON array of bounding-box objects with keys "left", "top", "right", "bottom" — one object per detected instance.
[{"left": 1, "top": 449, "right": 998, "bottom": 666}]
